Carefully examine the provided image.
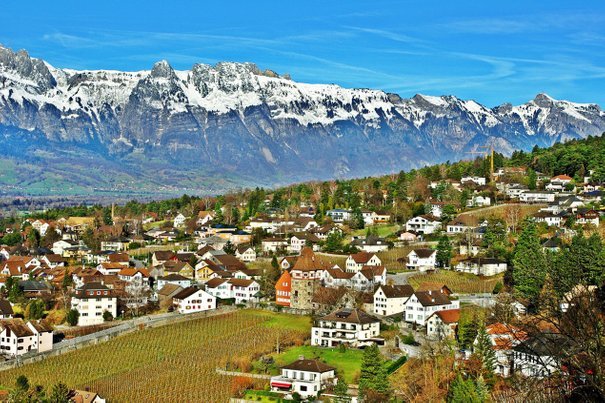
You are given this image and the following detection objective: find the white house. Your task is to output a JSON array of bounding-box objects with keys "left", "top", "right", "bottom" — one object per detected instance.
[
  {"left": 467, "top": 195, "right": 491, "bottom": 207},
  {"left": 405, "top": 215, "right": 441, "bottom": 235},
  {"left": 519, "top": 191, "right": 555, "bottom": 203},
  {"left": 71, "top": 283, "right": 118, "bottom": 326},
  {"left": 373, "top": 285, "right": 414, "bottom": 317},
  {"left": 406, "top": 248, "right": 437, "bottom": 271},
  {"left": 505, "top": 184, "right": 529, "bottom": 199},
  {"left": 480, "top": 323, "right": 528, "bottom": 378},
  {"left": 156, "top": 273, "right": 192, "bottom": 290},
  {"left": 52, "top": 239, "right": 81, "bottom": 256},
  {"left": 326, "top": 209, "right": 352, "bottom": 223},
  {"left": 513, "top": 334, "right": 568, "bottom": 378},
  {"left": 261, "top": 238, "right": 289, "bottom": 253},
  {"left": 235, "top": 245, "right": 257, "bottom": 262},
  {"left": 205, "top": 278, "right": 261, "bottom": 304},
  {"left": 461, "top": 176, "right": 487, "bottom": 186},
  {"left": 350, "top": 236, "right": 389, "bottom": 253},
  {"left": 0, "top": 319, "right": 53, "bottom": 357},
  {"left": 172, "top": 287, "right": 216, "bottom": 314},
  {"left": 426, "top": 309, "right": 460, "bottom": 339},
  {"left": 446, "top": 221, "right": 471, "bottom": 234},
  {"left": 311, "top": 308, "right": 381, "bottom": 348},
  {"left": 532, "top": 212, "right": 564, "bottom": 227},
  {"left": 454, "top": 257, "right": 507, "bottom": 276},
  {"left": 289, "top": 233, "right": 321, "bottom": 253},
  {"left": 398, "top": 231, "right": 418, "bottom": 243},
  {"left": 404, "top": 290, "right": 460, "bottom": 326},
  {"left": 345, "top": 252, "right": 382, "bottom": 273},
  {"left": 173, "top": 213, "right": 187, "bottom": 228},
  {"left": 229, "top": 279, "right": 261, "bottom": 304},
  {"left": 575, "top": 210, "right": 600, "bottom": 227},
  {"left": 204, "top": 278, "right": 232, "bottom": 299},
  {"left": 270, "top": 358, "right": 336, "bottom": 399}
]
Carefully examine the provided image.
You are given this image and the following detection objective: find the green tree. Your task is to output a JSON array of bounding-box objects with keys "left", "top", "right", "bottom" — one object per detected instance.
[
  {"left": 8, "top": 282, "right": 23, "bottom": 304},
  {"left": 49, "top": 382, "right": 71, "bottom": 403},
  {"left": 15, "top": 375, "right": 29, "bottom": 392},
  {"left": 103, "top": 311, "right": 114, "bottom": 322},
  {"left": 334, "top": 376, "right": 349, "bottom": 402},
  {"left": 271, "top": 256, "right": 279, "bottom": 271},
  {"left": 512, "top": 221, "right": 548, "bottom": 305},
  {"left": 474, "top": 322, "right": 497, "bottom": 373},
  {"left": 66, "top": 309, "right": 80, "bottom": 326},
  {"left": 2, "top": 232, "right": 22, "bottom": 246},
  {"left": 351, "top": 208, "right": 365, "bottom": 230},
  {"left": 223, "top": 241, "right": 236, "bottom": 255},
  {"left": 358, "top": 343, "right": 390, "bottom": 398},
  {"left": 323, "top": 232, "right": 343, "bottom": 253},
  {"left": 25, "top": 299, "right": 45, "bottom": 320},
  {"left": 436, "top": 236, "right": 452, "bottom": 268},
  {"left": 447, "top": 373, "right": 482, "bottom": 403}
]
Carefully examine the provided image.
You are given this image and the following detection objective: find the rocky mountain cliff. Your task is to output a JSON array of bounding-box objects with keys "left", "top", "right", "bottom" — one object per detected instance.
[{"left": 1, "top": 45, "right": 604, "bottom": 195}]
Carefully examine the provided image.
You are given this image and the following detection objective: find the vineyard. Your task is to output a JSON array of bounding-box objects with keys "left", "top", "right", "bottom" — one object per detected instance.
[
  {"left": 0, "top": 310, "right": 310, "bottom": 402},
  {"left": 408, "top": 271, "right": 503, "bottom": 294}
]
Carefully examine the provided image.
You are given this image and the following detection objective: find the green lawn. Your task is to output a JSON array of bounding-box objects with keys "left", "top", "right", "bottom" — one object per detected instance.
[
  {"left": 244, "top": 390, "right": 287, "bottom": 402},
  {"left": 352, "top": 224, "right": 399, "bottom": 238},
  {"left": 266, "top": 345, "right": 364, "bottom": 384},
  {"left": 242, "top": 310, "right": 312, "bottom": 333}
]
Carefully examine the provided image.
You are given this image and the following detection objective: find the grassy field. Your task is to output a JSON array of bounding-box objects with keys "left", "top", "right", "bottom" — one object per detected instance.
[
  {"left": 258, "top": 345, "right": 364, "bottom": 384},
  {"left": 457, "top": 203, "right": 544, "bottom": 225},
  {"left": 352, "top": 224, "right": 400, "bottom": 238},
  {"left": 408, "top": 270, "right": 503, "bottom": 294},
  {"left": 0, "top": 310, "right": 310, "bottom": 402}
]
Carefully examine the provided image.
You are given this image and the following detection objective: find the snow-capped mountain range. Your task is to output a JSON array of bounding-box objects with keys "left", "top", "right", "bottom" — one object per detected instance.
[{"left": 1, "top": 45, "right": 604, "bottom": 195}]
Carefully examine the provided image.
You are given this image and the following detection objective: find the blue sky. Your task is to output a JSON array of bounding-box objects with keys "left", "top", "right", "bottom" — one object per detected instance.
[{"left": 1, "top": 0, "right": 604, "bottom": 106}]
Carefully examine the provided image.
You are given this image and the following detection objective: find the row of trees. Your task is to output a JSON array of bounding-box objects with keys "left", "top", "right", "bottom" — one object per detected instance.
[{"left": 511, "top": 222, "right": 605, "bottom": 308}]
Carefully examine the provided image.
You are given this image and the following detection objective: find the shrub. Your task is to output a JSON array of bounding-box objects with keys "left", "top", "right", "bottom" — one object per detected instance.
[
  {"left": 492, "top": 281, "right": 504, "bottom": 294},
  {"left": 401, "top": 333, "right": 416, "bottom": 345},
  {"left": 103, "top": 311, "right": 114, "bottom": 322},
  {"left": 66, "top": 309, "right": 80, "bottom": 326}
]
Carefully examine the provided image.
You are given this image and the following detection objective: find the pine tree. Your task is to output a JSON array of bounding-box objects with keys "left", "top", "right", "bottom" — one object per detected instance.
[
  {"left": 334, "top": 376, "right": 349, "bottom": 402},
  {"left": 359, "top": 343, "right": 390, "bottom": 398},
  {"left": 448, "top": 373, "right": 481, "bottom": 403},
  {"left": 474, "top": 322, "right": 497, "bottom": 374},
  {"left": 512, "top": 221, "right": 548, "bottom": 305},
  {"left": 538, "top": 273, "right": 559, "bottom": 316},
  {"left": 436, "top": 235, "right": 452, "bottom": 268},
  {"left": 223, "top": 241, "right": 236, "bottom": 255},
  {"left": 49, "top": 382, "right": 71, "bottom": 403}
]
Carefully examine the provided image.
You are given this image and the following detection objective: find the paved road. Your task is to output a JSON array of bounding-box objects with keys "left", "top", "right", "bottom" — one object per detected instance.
[
  {"left": 457, "top": 293, "right": 496, "bottom": 307},
  {"left": 388, "top": 271, "right": 424, "bottom": 285}
]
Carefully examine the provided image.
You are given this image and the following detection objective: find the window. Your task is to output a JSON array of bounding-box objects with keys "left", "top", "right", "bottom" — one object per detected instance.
[{"left": 300, "top": 385, "right": 307, "bottom": 392}]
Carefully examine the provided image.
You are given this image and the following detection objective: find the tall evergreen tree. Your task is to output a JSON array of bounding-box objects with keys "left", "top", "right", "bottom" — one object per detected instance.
[
  {"left": 359, "top": 343, "right": 390, "bottom": 398},
  {"left": 447, "top": 374, "right": 482, "bottom": 403},
  {"left": 436, "top": 235, "right": 452, "bottom": 268},
  {"left": 474, "top": 322, "right": 497, "bottom": 374},
  {"left": 512, "top": 221, "right": 548, "bottom": 305}
]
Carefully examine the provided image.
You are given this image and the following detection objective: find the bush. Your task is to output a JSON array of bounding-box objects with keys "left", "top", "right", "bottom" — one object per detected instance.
[
  {"left": 103, "top": 311, "right": 114, "bottom": 322},
  {"left": 401, "top": 333, "right": 417, "bottom": 345},
  {"left": 128, "top": 242, "right": 142, "bottom": 250},
  {"left": 492, "top": 281, "right": 503, "bottom": 294},
  {"left": 66, "top": 309, "right": 80, "bottom": 326}
]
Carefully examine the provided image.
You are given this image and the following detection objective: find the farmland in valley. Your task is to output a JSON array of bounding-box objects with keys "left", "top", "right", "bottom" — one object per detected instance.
[
  {"left": 0, "top": 310, "right": 310, "bottom": 402},
  {"left": 408, "top": 270, "right": 504, "bottom": 294}
]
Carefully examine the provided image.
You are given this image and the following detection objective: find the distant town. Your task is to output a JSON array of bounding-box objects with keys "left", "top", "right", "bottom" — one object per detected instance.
[{"left": 0, "top": 135, "right": 603, "bottom": 401}]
